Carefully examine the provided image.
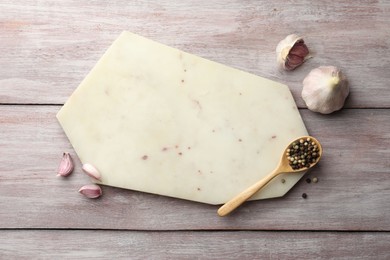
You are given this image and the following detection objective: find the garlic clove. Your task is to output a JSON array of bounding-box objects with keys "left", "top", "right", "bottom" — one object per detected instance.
[
  {"left": 276, "top": 34, "right": 309, "bottom": 71},
  {"left": 82, "top": 163, "right": 102, "bottom": 181},
  {"left": 57, "top": 152, "right": 74, "bottom": 177},
  {"left": 78, "top": 184, "right": 102, "bottom": 199},
  {"left": 302, "top": 66, "right": 349, "bottom": 114},
  {"left": 289, "top": 41, "right": 309, "bottom": 57},
  {"left": 286, "top": 54, "right": 304, "bottom": 70}
]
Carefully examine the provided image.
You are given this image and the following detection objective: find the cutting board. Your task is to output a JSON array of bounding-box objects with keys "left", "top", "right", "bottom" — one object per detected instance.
[{"left": 57, "top": 31, "right": 308, "bottom": 205}]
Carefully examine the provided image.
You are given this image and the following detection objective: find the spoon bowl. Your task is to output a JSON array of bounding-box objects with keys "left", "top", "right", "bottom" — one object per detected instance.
[
  {"left": 217, "top": 136, "right": 322, "bottom": 217},
  {"left": 277, "top": 136, "right": 322, "bottom": 173}
]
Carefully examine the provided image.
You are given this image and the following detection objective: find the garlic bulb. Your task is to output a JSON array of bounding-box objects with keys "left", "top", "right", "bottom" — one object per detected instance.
[
  {"left": 302, "top": 66, "right": 349, "bottom": 114},
  {"left": 276, "top": 34, "right": 309, "bottom": 71}
]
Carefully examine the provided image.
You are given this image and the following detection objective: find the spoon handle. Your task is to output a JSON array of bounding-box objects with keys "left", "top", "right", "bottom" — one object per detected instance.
[{"left": 217, "top": 168, "right": 280, "bottom": 217}]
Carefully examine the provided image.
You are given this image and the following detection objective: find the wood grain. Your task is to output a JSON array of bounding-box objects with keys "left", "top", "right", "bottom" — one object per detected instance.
[
  {"left": 1, "top": 1, "right": 389, "bottom": 258},
  {"left": 1, "top": 0, "right": 389, "bottom": 107},
  {"left": 1, "top": 106, "right": 389, "bottom": 230},
  {"left": 0, "top": 230, "right": 389, "bottom": 259}
]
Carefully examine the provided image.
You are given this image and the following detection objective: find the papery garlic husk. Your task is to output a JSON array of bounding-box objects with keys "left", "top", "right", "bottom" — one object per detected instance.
[
  {"left": 57, "top": 152, "right": 74, "bottom": 177},
  {"left": 82, "top": 163, "right": 102, "bottom": 181},
  {"left": 302, "top": 66, "right": 349, "bottom": 114},
  {"left": 276, "top": 34, "right": 309, "bottom": 71},
  {"left": 78, "top": 184, "right": 102, "bottom": 199}
]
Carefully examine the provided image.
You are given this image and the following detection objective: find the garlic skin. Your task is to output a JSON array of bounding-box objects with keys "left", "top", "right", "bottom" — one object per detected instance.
[
  {"left": 57, "top": 153, "right": 74, "bottom": 177},
  {"left": 82, "top": 163, "right": 102, "bottom": 181},
  {"left": 276, "top": 34, "right": 309, "bottom": 71},
  {"left": 302, "top": 66, "right": 349, "bottom": 114},
  {"left": 78, "top": 184, "right": 102, "bottom": 199}
]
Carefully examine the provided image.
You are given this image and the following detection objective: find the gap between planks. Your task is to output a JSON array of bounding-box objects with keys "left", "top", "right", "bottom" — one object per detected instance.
[
  {"left": 1, "top": 103, "right": 389, "bottom": 110},
  {"left": 0, "top": 228, "right": 389, "bottom": 233}
]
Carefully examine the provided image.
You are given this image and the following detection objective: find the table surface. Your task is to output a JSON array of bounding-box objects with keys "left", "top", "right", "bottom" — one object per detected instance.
[{"left": 1, "top": 0, "right": 389, "bottom": 259}]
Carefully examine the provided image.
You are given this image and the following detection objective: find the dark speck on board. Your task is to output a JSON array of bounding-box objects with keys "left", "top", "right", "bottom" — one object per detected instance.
[
  {"left": 142, "top": 155, "right": 148, "bottom": 160},
  {"left": 272, "top": 135, "right": 277, "bottom": 139}
]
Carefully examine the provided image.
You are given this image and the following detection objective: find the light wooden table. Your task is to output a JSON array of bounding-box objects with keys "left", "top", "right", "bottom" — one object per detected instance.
[{"left": 1, "top": 1, "right": 389, "bottom": 259}]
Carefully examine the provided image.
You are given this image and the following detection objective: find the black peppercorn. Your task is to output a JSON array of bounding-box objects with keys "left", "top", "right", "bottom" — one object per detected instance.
[{"left": 287, "top": 138, "right": 320, "bottom": 170}]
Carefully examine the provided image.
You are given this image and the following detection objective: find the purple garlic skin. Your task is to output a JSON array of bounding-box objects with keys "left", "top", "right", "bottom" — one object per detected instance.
[
  {"left": 276, "top": 34, "right": 309, "bottom": 71},
  {"left": 57, "top": 153, "right": 74, "bottom": 177},
  {"left": 78, "top": 184, "right": 102, "bottom": 199}
]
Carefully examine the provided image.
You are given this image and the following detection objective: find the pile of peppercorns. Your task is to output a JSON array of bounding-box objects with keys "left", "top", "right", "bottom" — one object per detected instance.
[{"left": 286, "top": 137, "right": 320, "bottom": 170}]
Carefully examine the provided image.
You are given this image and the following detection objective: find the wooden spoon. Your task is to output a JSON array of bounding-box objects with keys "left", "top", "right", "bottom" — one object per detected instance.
[{"left": 217, "top": 136, "right": 322, "bottom": 217}]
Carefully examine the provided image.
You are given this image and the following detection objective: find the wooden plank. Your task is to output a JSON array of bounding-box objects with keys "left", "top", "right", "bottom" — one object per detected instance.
[
  {"left": 0, "top": 230, "right": 389, "bottom": 259},
  {"left": 0, "top": 106, "right": 389, "bottom": 230},
  {"left": 0, "top": 0, "right": 389, "bottom": 107}
]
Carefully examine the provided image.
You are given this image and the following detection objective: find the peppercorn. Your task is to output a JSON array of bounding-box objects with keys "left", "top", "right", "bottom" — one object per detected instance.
[
  {"left": 287, "top": 138, "right": 320, "bottom": 170},
  {"left": 302, "top": 193, "right": 307, "bottom": 199}
]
